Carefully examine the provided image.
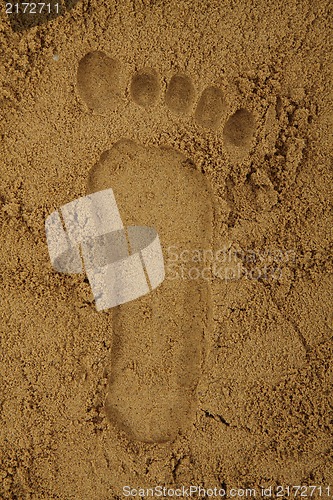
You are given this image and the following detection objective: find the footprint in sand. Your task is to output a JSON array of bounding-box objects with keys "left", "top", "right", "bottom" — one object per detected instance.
[{"left": 76, "top": 51, "right": 256, "bottom": 443}]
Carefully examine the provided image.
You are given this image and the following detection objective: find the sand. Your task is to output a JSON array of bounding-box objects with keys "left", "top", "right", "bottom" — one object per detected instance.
[{"left": 1, "top": 0, "right": 332, "bottom": 498}]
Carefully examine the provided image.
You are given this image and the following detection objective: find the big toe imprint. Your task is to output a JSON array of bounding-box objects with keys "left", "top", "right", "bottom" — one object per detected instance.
[
  {"left": 87, "top": 140, "right": 213, "bottom": 443},
  {"left": 77, "top": 51, "right": 123, "bottom": 112}
]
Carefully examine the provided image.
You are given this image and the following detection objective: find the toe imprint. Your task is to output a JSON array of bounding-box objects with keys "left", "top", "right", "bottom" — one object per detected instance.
[
  {"left": 223, "top": 108, "right": 255, "bottom": 148},
  {"left": 195, "top": 86, "right": 226, "bottom": 129},
  {"left": 165, "top": 74, "right": 195, "bottom": 114},
  {"left": 77, "top": 51, "right": 122, "bottom": 113},
  {"left": 130, "top": 68, "right": 159, "bottom": 108}
]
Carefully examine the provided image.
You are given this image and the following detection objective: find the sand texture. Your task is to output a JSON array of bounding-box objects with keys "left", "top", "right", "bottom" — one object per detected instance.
[{"left": 0, "top": 0, "right": 332, "bottom": 498}]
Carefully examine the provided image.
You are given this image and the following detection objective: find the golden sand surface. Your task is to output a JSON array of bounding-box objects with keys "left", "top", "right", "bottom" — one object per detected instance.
[{"left": 0, "top": 1, "right": 332, "bottom": 498}]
